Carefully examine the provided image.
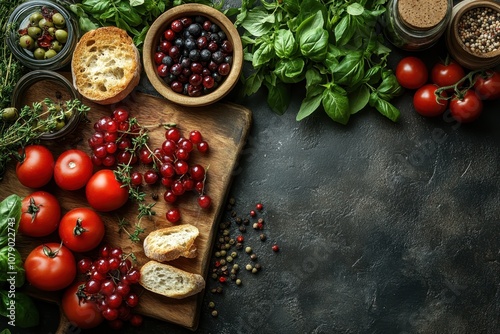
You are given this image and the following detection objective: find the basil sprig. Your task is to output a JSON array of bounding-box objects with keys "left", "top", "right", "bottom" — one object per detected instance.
[{"left": 232, "top": 0, "right": 403, "bottom": 124}]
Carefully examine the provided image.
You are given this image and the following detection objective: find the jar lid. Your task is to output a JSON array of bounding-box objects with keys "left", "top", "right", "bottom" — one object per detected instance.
[{"left": 398, "top": 0, "right": 448, "bottom": 30}]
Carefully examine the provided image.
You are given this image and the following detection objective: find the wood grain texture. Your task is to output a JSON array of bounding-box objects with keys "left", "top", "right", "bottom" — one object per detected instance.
[{"left": 0, "top": 76, "right": 252, "bottom": 330}]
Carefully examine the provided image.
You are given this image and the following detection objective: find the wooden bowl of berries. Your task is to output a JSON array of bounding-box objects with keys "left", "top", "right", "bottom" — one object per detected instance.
[{"left": 143, "top": 4, "right": 243, "bottom": 107}]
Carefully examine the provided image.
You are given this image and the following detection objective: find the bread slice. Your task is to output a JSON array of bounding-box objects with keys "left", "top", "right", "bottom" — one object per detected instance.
[
  {"left": 143, "top": 224, "right": 199, "bottom": 262},
  {"left": 71, "top": 26, "right": 141, "bottom": 105},
  {"left": 139, "top": 261, "right": 205, "bottom": 299}
]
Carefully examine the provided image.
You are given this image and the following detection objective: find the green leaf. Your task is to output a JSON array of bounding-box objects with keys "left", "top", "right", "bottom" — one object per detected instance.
[
  {"left": 242, "top": 72, "right": 265, "bottom": 96},
  {"left": 0, "top": 291, "right": 39, "bottom": 328},
  {"left": 297, "top": 11, "right": 329, "bottom": 61},
  {"left": 305, "top": 67, "right": 324, "bottom": 89},
  {"left": 369, "top": 93, "right": 401, "bottom": 122},
  {"left": 274, "top": 58, "right": 305, "bottom": 83},
  {"left": 322, "top": 85, "right": 350, "bottom": 125},
  {"left": 240, "top": 7, "right": 275, "bottom": 37},
  {"left": 348, "top": 85, "right": 370, "bottom": 114},
  {"left": 297, "top": 93, "right": 323, "bottom": 120},
  {"left": 130, "top": 0, "right": 144, "bottom": 6},
  {"left": 347, "top": 3, "right": 365, "bottom": 16},
  {"left": 274, "top": 29, "right": 297, "bottom": 59},
  {"left": 265, "top": 83, "right": 291, "bottom": 115},
  {"left": 0, "top": 195, "right": 21, "bottom": 248},
  {"left": 252, "top": 40, "right": 274, "bottom": 68},
  {"left": 333, "top": 51, "right": 365, "bottom": 87},
  {"left": 0, "top": 247, "right": 25, "bottom": 287}
]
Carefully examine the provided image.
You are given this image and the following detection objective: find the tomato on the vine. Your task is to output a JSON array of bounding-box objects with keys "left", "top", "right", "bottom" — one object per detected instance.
[
  {"left": 54, "top": 149, "right": 94, "bottom": 190},
  {"left": 86, "top": 169, "right": 129, "bottom": 212},
  {"left": 473, "top": 71, "right": 500, "bottom": 100},
  {"left": 19, "top": 191, "right": 61, "bottom": 237},
  {"left": 395, "top": 56, "right": 428, "bottom": 90},
  {"left": 62, "top": 281, "right": 104, "bottom": 329},
  {"left": 16, "top": 145, "right": 54, "bottom": 188},
  {"left": 24, "top": 243, "right": 76, "bottom": 291},
  {"left": 59, "top": 208, "right": 105, "bottom": 253},
  {"left": 431, "top": 60, "right": 465, "bottom": 88},
  {"left": 413, "top": 84, "right": 448, "bottom": 117},
  {"left": 450, "top": 90, "right": 483, "bottom": 123}
]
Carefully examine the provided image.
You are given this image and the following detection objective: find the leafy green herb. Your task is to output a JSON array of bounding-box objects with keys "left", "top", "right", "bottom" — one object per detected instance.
[
  {"left": 232, "top": 0, "right": 403, "bottom": 124},
  {"left": 68, "top": 0, "right": 223, "bottom": 49},
  {"left": 0, "top": 195, "right": 21, "bottom": 248},
  {"left": 0, "top": 0, "right": 25, "bottom": 109},
  {"left": 0, "top": 98, "right": 90, "bottom": 179}
]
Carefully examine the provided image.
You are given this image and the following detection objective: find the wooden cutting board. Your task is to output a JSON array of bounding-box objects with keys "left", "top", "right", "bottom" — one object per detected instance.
[{"left": 0, "top": 74, "right": 252, "bottom": 330}]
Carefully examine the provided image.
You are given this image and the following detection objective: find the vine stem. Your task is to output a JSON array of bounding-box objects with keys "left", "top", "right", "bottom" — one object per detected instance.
[{"left": 435, "top": 69, "right": 485, "bottom": 100}]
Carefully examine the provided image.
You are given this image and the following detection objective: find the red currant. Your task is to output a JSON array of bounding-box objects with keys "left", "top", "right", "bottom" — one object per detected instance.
[
  {"left": 189, "top": 130, "right": 203, "bottom": 144},
  {"left": 163, "top": 190, "right": 177, "bottom": 203},
  {"left": 166, "top": 208, "right": 181, "bottom": 223},
  {"left": 272, "top": 244, "right": 280, "bottom": 252},
  {"left": 130, "top": 172, "right": 143, "bottom": 187},
  {"left": 197, "top": 194, "right": 212, "bottom": 209},
  {"left": 197, "top": 140, "right": 209, "bottom": 153}
]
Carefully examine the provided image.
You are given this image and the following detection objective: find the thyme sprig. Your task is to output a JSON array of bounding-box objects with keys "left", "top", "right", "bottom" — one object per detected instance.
[{"left": 0, "top": 98, "right": 89, "bottom": 179}]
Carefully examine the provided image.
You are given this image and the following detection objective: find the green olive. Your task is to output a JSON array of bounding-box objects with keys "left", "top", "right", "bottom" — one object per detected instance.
[
  {"left": 19, "top": 35, "right": 34, "bottom": 49},
  {"left": 55, "top": 119, "right": 66, "bottom": 131},
  {"left": 44, "top": 49, "right": 57, "bottom": 59},
  {"left": 64, "top": 110, "right": 73, "bottom": 119},
  {"left": 27, "top": 26, "right": 42, "bottom": 39},
  {"left": 52, "top": 13, "right": 65, "bottom": 28},
  {"left": 29, "top": 12, "right": 43, "bottom": 26},
  {"left": 55, "top": 29, "right": 68, "bottom": 44},
  {"left": 47, "top": 27, "right": 56, "bottom": 37},
  {"left": 50, "top": 41, "right": 62, "bottom": 52},
  {"left": 38, "top": 18, "right": 54, "bottom": 29},
  {"left": 33, "top": 47, "right": 45, "bottom": 60},
  {"left": 0, "top": 107, "right": 19, "bottom": 122}
]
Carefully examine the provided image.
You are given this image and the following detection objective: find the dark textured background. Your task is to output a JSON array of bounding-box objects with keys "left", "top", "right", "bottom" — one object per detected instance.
[{"left": 3, "top": 0, "right": 500, "bottom": 333}]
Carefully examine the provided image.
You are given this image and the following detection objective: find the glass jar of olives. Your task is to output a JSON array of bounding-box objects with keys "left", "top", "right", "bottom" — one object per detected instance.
[
  {"left": 6, "top": 0, "right": 79, "bottom": 70},
  {"left": 11, "top": 70, "right": 82, "bottom": 140}
]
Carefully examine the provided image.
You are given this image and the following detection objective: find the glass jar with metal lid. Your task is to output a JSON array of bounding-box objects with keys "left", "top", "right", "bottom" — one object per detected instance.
[
  {"left": 6, "top": 0, "right": 79, "bottom": 70},
  {"left": 382, "top": 0, "right": 453, "bottom": 51}
]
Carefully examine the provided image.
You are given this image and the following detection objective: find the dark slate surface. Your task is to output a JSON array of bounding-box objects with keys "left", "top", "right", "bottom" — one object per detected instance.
[{"left": 3, "top": 0, "right": 500, "bottom": 333}]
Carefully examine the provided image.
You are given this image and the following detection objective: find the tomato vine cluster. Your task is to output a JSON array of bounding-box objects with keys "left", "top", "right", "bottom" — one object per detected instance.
[
  {"left": 88, "top": 106, "right": 212, "bottom": 224},
  {"left": 395, "top": 56, "right": 500, "bottom": 123}
]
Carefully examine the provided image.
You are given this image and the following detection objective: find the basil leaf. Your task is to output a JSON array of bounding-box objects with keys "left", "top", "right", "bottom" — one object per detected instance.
[
  {"left": 0, "top": 247, "right": 25, "bottom": 287},
  {"left": 0, "top": 195, "right": 21, "bottom": 248},
  {"left": 297, "top": 11, "right": 329, "bottom": 61},
  {"left": 348, "top": 85, "right": 370, "bottom": 115},
  {"left": 333, "top": 51, "right": 365, "bottom": 87},
  {"left": 283, "top": 0, "right": 301, "bottom": 15},
  {"left": 305, "top": 68, "right": 324, "bottom": 89},
  {"left": 297, "top": 93, "right": 323, "bottom": 121},
  {"left": 377, "top": 69, "right": 404, "bottom": 100},
  {"left": 243, "top": 72, "right": 265, "bottom": 96},
  {"left": 0, "top": 290, "right": 39, "bottom": 328},
  {"left": 265, "top": 82, "right": 291, "bottom": 115},
  {"left": 322, "top": 85, "right": 350, "bottom": 125},
  {"left": 252, "top": 40, "right": 274, "bottom": 68},
  {"left": 347, "top": 3, "right": 365, "bottom": 16},
  {"left": 240, "top": 7, "right": 275, "bottom": 37},
  {"left": 369, "top": 93, "right": 401, "bottom": 122},
  {"left": 130, "top": 0, "right": 144, "bottom": 6},
  {"left": 274, "top": 29, "right": 297, "bottom": 59},
  {"left": 274, "top": 58, "right": 305, "bottom": 83}
]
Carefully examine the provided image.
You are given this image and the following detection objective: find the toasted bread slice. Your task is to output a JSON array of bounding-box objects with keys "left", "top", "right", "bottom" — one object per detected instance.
[
  {"left": 143, "top": 224, "right": 199, "bottom": 262},
  {"left": 71, "top": 26, "right": 140, "bottom": 105},
  {"left": 139, "top": 260, "right": 205, "bottom": 299}
]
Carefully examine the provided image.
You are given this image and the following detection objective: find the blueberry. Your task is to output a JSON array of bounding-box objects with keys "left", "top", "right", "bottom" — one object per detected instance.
[
  {"left": 200, "top": 49, "right": 212, "bottom": 62},
  {"left": 212, "top": 50, "right": 224, "bottom": 64},
  {"left": 187, "top": 23, "right": 202, "bottom": 37},
  {"left": 162, "top": 56, "right": 173, "bottom": 66},
  {"left": 189, "top": 49, "right": 201, "bottom": 62},
  {"left": 185, "top": 37, "right": 196, "bottom": 51}
]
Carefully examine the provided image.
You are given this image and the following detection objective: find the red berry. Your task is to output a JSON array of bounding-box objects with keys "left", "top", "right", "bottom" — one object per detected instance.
[
  {"left": 256, "top": 203, "right": 263, "bottom": 211},
  {"left": 250, "top": 210, "right": 256, "bottom": 217},
  {"left": 189, "top": 130, "right": 203, "bottom": 144},
  {"left": 272, "top": 244, "right": 280, "bottom": 252},
  {"left": 166, "top": 208, "right": 181, "bottom": 223},
  {"left": 197, "top": 195, "right": 212, "bottom": 209},
  {"left": 129, "top": 313, "right": 143, "bottom": 327},
  {"left": 197, "top": 140, "right": 209, "bottom": 153}
]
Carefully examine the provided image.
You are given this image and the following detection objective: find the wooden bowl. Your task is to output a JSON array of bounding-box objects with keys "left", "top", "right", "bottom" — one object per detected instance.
[
  {"left": 446, "top": 0, "right": 500, "bottom": 70},
  {"left": 143, "top": 4, "right": 243, "bottom": 107}
]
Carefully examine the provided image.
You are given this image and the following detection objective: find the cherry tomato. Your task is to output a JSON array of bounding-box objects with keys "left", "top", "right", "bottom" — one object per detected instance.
[
  {"left": 19, "top": 191, "right": 61, "bottom": 237},
  {"left": 431, "top": 60, "right": 465, "bottom": 88},
  {"left": 24, "top": 243, "right": 76, "bottom": 291},
  {"left": 473, "top": 71, "right": 500, "bottom": 100},
  {"left": 413, "top": 84, "right": 448, "bottom": 117},
  {"left": 54, "top": 149, "right": 94, "bottom": 190},
  {"left": 450, "top": 90, "right": 483, "bottom": 123},
  {"left": 86, "top": 169, "right": 129, "bottom": 212},
  {"left": 62, "top": 281, "right": 104, "bottom": 329},
  {"left": 395, "top": 56, "right": 428, "bottom": 90},
  {"left": 59, "top": 208, "right": 105, "bottom": 253},
  {"left": 16, "top": 145, "right": 54, "bottom": 188}
]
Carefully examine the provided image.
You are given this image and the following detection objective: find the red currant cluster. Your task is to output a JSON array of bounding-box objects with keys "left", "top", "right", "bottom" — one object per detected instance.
[
  {"left": 88, "top": 107, "right": 212, "bottom": 223},
  {"left": 77, "top": 245, "right": 143, "bottom": 329}
]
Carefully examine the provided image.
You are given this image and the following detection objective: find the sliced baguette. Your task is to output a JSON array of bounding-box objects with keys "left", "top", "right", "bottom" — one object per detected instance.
[
  {"left": 71, "top": 26, "right": 141, "bottom": 105},
  {"left": 139, "top": 260, "right": 205, "bottom": 299},
  {"left": 143, "top": 224, "right": 199, "bottom": 262}
]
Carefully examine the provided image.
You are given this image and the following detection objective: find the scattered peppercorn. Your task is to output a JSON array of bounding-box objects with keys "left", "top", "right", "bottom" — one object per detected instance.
[
  {"left": 245, "top": 264, "right": 253, "bottom": 271},
  {"left": 250, "top": 253, "right": 258, "bottom": 261},
  {"left": 211, "top": 310, "right": 218, "bottom": 317},
  {"left": 250, "top": 210, "right": 256, "bottom": 217},
  {"left": 256, "top": 203, "right": 263, "bottom": 211},
  {"left": 260, "top": 233, "right": 267, "bottom": 241},
  {"left": 251, "top": 267, "right": 258, "bottom": 274},
  {"left": 245, "top": 246, "right": 252, "bottom": 254},
  {"left": 272, "top": 244, "right": 280, "bottom": 252},
  {"left": 208, "top": 301, "right": 215, "bottom": 309},
  {"left": 236, "top": 235, "right": 244, "bottom": 243},
  {"left": 236, "top": 278, "right": 242, "bottom": 285}
]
